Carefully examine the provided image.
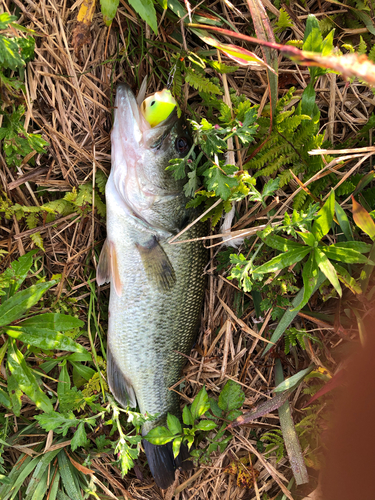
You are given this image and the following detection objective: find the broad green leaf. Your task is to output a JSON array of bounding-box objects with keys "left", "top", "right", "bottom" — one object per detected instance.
[
  {"left": 167, "top": 413, "right": 182, "bottom": 435},
  {"left": 195, "top": 420, "right": 218, "bottom": 431},
  {"left": 144, "top": 426, "right": 174, "bottom": 445},
  {"left": 7, "top": 341, "right": 53, "bottom": 413},
  {"left": 5, "top": 326, "right": 86, "bottom": 352},
  {"left": 303, "top": 15, "right": 322, "bottom": 51},
  {"left": 68, "top": 352, "right": 92, "bottom": 362},
  {"left": 218, "top": 379, "right": 245, "bottom": 412},
  {"left": 172, "top": 436, "right": 182, "bottom": 458},
  {"left": 57, "top": 361, "right": 70, "bottom": 403},
  {"left": 262, "top": 234, "right": 304, "bottom": 252},
  {"left": 182, "top": 405, "right": 194, "bottom": 426},
  {"left": 296, "top": 231, "right": 316, "bottom": 247},
  {"left": 319, "top": 246, "right": 370, "bottom": 264},
  {"left": 70, "top": 361, "right": 95, "bottom": 381},
  {"left": 335, "top": 201, "right": 353, "bottom": 241},
  {"left": 274, "top": 365, "right": 314, "bottom": 393},
  {"left": 58, "top": 450, "right": 83, "bottom": 500},
  {"left": 20, "top": 313, "right": 83, "bottom": 331},
  {"left": 0, "top": 387, "right": 11, "bottom": 409},
  {"left": 0, "top": 281, "right": 56, "bottom": 327},
  {"left": 334, "top": 263, "right": 362, "bottom": 294},
  {"left": 352, "top": 197, "right": 375, "bottom": 240},
  {"left": 263, "top": 272, "right": 326, "bottom": 356},
  {"left": 255, "top": 247, "right": 311, "bottom": 274},
  {"left": 191, "top": 386, "right": 210, "bottom": 420},
  {"left": 8, "top": 250, "right": 38, "bottom": 295},
  {"left": 71, "top": 422, "right": 88, "bottom": 451},
  {"left": 314, "top": 248, "right": 342, "bottom": 297},
  {"left": 312, "top": 190, "right": 335, "bottom": 241},
  {"left": 128, "top": 0, "right": 158, "bottom": 34},
  {"left": 7, "top": 373, "right": 22, "bottom": 416},
  {"left": 100, "top": 0, "right": 120, "bottom": 26},
  {"left": 333, "top": 241, "right": 371, "bottom": 253},
  {"left": 291, "top": 252, "right": 319, "bottom": 311}
]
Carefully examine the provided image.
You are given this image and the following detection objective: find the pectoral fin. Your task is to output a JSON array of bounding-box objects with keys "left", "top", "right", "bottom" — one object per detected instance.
[
  {"left": 107, "top": 347, "right": 137, "bottom": 408},
  {"left": 97, "top": 239, "right": 122, "bottom": 296},
  {"left": 136, "top": 236, "right": 176, "bottom": 291}
]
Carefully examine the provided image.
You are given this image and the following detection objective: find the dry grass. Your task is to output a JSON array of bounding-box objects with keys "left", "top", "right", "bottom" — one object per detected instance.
[{"left": 1, "top": 0, "right": 374, "bottom": 498}]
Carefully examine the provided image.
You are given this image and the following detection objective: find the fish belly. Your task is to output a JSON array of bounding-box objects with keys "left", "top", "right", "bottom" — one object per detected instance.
[{"left": 107, "top": 213, "right": 206, "bottom": 433}]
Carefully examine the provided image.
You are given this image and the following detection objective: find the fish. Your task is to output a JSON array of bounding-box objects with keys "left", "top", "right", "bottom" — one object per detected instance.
[{"left": 97, "top": 84, "right": 207, "bottom": 489}]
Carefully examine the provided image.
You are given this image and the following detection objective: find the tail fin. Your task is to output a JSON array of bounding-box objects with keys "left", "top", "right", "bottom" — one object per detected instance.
[{"left": 143, "top": 440, "right": 193, "bottom": 490}]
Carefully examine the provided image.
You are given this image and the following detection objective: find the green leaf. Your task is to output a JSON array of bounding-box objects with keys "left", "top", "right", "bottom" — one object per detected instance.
[
  {"left": 262, "top": 234, "right": 305, "bottom": 252},
  {"left": 35, "top": 411, "right": 81, "bottom": 435},
  {"left": 0, "top": 13, "right": 17, "bottom": 29},
  {"left": 202, "top": 164, "right": 238, "bottom": 200},
  {"left": 255, "top": 247, "right": 311, "bottom": 274},
  {"left": 218, "top": 379, "right": 245, "bottom": 412},
  {"left": 20, "top": 313, "right": 83, "bottom": 331},
  {"left": 335, "top": 201, "right": 353, "bottom": 241},
  {"left": 195, "top": 420, "right": 218, "bottom": 431},
  {"left": 274, "top": 365, "right": 314, "bottom": 393},
  {"left": 0, "top": 281, "right": 56, "bottom": 327},
  {"left": 334, "top": 263, "right": 362, "bottom": 294},
  {"left": 0, "top": 387, "right": 11, "bottom": 409},
  {"left": 8, "top": 250, "right": 38, "bottom": 294},
  {"left": 58, "top": 450, "right": 83, "bottom": 500},
  {"left": 58, "top": 361, "right": 70, "bottom": 403},
  {"left": 167, "top": 413, "right": 182, "bottom": 435},
  {"left": 319, "top": 246, "right": 370, "bottom": 264},
  {"left": 191, "top": 386, "right": 210, "bottom": 420},
  {"left": 5, "top": 326, "right": 86, "bottom": 352},
  {"left": 70, "top": 361, "right": 95, "bottom": 381},
  {"left": 7, "top": 340, "right": 53, "bottom": 413},
  {"left": 312, "top": 190, "right": 335, "bottom": 241},
  {"left": 291, "top": 252, "right": 319, "bottom": 311},
  {"left": 263, "top": 272, "right": 326, "bottom": 356},
  {"left": 296, "top": 231, "right": 316, "bottom": 247},
  {"left": 333, "top": 241, "right": 371, "bottom": 253},
  {"left": 128, "top": 0, "right": 158, "bottom": 34},
  {"left": 8, "top": 373, "right": 22, "bottom": 416},
  {"left": 182, "top": 405, "right": 194, "bottom": 426},
  {"left": 100, "top": 0, "right": 120, "bottom": 26},
  {"left": 0, "top": 35, "right": 25, "bottom": 71},
  {"left": 71, "top": 422, "right": 88, "bottom": 451},
  {"left": 144, "top": 426, "right": 175, "bottom": 445},
  {"left": 314, "top": 248, "right": 342, "bottom": 297},
  {"left": 172, "top": 436, "right": 182, "bottom": 458}
]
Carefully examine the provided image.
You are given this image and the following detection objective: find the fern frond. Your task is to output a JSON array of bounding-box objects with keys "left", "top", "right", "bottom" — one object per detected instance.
[
  {"left": 185, "top": 67, "right": 222, "bottom": 95},
  {"left": 95, "top": 170, "right": 107, "bottom": 195},
  {"left": 30, "top": 232, "right": 44, "bottom": 251}
]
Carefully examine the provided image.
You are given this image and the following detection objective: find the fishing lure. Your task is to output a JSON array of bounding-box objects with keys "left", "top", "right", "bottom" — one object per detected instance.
[{"left": 140, "top": 88, "right": 177, "bottom": 127}]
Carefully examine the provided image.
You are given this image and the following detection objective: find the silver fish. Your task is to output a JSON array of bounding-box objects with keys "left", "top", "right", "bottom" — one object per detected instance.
[{"left": 97, "top": 84, "right": 206, "bottom": 489}]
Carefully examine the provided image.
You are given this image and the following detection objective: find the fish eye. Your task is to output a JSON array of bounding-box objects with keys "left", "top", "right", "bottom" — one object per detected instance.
[
  {"left": 175, "top": 137, "right": 189, "bottom": 155},
  {"left": 150, "top": 100, "right": 155, "bottom": 106}
]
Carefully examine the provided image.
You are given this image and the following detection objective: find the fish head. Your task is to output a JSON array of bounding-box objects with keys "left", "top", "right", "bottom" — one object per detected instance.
[{"left": 111, "top": 84, "right": 192, "bottom": 226}]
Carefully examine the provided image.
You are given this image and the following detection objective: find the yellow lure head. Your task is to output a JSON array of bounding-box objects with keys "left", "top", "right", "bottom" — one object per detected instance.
[{"left": 140, "top": 89, "right": 177, "bottom": 128}]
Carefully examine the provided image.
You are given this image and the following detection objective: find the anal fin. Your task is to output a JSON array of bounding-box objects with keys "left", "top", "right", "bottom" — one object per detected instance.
[
  {"left": 96, "top": 239, "right": 122, "bottom": 296},
  {"left": 107, "top": 347, "right": 137, "bottom": 408},
  {"left": 136, "top": 236, "right": 176, "bottom": 291}
]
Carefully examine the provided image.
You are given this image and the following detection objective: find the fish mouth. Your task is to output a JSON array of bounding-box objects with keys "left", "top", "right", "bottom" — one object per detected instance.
[{"left": 113, "top": 83, "right": 178, "bottom": 149}]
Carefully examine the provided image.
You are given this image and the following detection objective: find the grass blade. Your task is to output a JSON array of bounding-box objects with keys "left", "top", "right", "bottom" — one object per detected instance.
[{"left": 275, "top": 359, "right": 309, "bottom": 485}]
